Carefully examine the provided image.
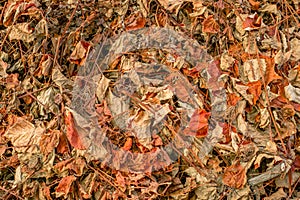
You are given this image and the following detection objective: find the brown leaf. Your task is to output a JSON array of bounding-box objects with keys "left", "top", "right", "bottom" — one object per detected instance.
[
  {"left": 227, "top": 93, "right": 241, "bottom": 106},
  {"left": 65, "top": 110, "right": 86, "bottom": 150},
  {"left": 39, "top": 130, "right": 60, "bottom": 155},
  {"left": 248, "top": 0, "right": 260, "bottom": 10},
  {"left": 54, "top": 157, "right": 86, "bottom": 176},
  {"left": 69, "top": 41, "right": 91, "bottom": 66},
  {"left": 55, "top": 175, "right": 76, "bottom": 198},
  {"left": 2, "top": 1, "right": 38, "bottom": 26},
  {"left": 56, "top": 130, "right": 70, "bottom": 154},
  {"left": 125, "top": 11, "right": 146, "bottom": 31},
  {"left": 294, "top": 156, "right": 300, "bottom": 169},
  {"left": 242, "top": 13, "right": 262, "bottom": 30},
  {"left": 222, "top": 161, "right": 246, "bottom": 189},
  {"left": 202, "top": 15, "right": 220, "bottom": 33},
  {"left": 4, "top": 117, "right": 43, "bottom": 153},
  {"left": 6, "top": 73, "right": 19, "bottom": 89},
  {"left": 246, "top": 80, "right": 262, "bottom": 104}
]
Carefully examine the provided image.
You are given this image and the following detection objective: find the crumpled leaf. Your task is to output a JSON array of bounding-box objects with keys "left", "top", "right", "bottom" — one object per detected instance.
[
  {"left": 79, "top": 173, "right": 98, "bottom": 199},
  {"left": 8, "top": 23, "right": 35, "bottom": 42},
  {"left": 202, "top": 15, "right": 220, "bottom": 34},
  {"left": 290, "top": 38, "right": 300, "bottom": 61},
  {"left": 55, "top": 175, "right": 76, "bottom": 198},
  {"left": 246, "top": 80, "right": 262, "bottom": 104},
  {"left": 125, "top": 11, "right": 146, "bottom": 31},
  {"left": 96, "top": 75, "right": 111, "bottom": 102},
  {"left": 222, "top": 161, "right": 246, "bottom": 189},
  {"left": 285, "top": 84, "right": 300, "bottom": 104},
  {"left": 242, "top": 59, "right": 266, "bottom": 83},
  {"left": 37, "top": 86, "right": 60, "bottom": 115},
  {"left": 52, "top": 67, "right": 74, "bottom": 90},
  {"left": 69, "top": 41, "right": 91, "bottom": 66},
  {"left": 54, "top": 157, "right": 86, "bottom": 176},
  {"left": 4, "top": 117, "right": 43, "bottom": 153},
  {"left": 264, "top": 188, "right": 287, "bottom": 200},
  {"left": 242, "top": 13, "right": 262, "bottom": 31},
  {"left": 65, "top": 109, "right": 86, "bottom": 150},
  {"left": 2, "top": 1, "right": 39, "bottom": 27},
  {"left": 183, "top": 109, "right": 210, "bottom": 137}
]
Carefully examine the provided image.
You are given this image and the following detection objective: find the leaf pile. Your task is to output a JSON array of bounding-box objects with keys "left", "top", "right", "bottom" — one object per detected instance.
[{"left": 0, "top": 0, "right": 300, "bottom": 199}]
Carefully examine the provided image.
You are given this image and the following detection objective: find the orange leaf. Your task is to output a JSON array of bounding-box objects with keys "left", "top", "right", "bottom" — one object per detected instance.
[
  {"left": 227, "top": 93, "right": 241, "bottom": 106},
  {"left": 222, "top": 162, "right": 246, "bottom": 189},
  {"left": 65, "top": 110, "right": 86, "bottom": 150},
  {"left": 55, "top": 175, "right": 76, "bottom": 198},
  {"left": 262, "top": 56, "right": 282, "bottom": 85},
  {"left": 202, "top": 15, "right": 220, "bottom": 34},
  {"left": 184, "top": 109, "right": 210, "bottom": 137},
  {"left": 246, "top": 80, "right": 262, "bottom": 104},
  {"left": 122, "top": 137, "right": 133, "bottom": 151},
  {"left": 248, "top": 0, "right": 260, "bottom": 10},
  {"left": 125, "top": 12, "right": 146, "bottom": 31}
]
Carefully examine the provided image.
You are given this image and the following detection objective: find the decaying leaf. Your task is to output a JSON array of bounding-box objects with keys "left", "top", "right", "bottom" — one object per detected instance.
[
  {"left": 69, "top": 41, "right": 91, "bottom": 66},
  {"left": 65, "top": 109, "right": 86, "bottom": 150},
  {"left": 183, "top": 109, "right": 210, "bottom": 137},
  {"left": 222, "top": 161, "right": 246, "bottom": 189},
  {"left": 202, "top": 15, "right": 220, "bottom": 34},
  {"left": 4, "top": 117, "right": 43, "bottom": 153},
  {"left": 55, "top": 175, "right": 76, "bottom": 198}
]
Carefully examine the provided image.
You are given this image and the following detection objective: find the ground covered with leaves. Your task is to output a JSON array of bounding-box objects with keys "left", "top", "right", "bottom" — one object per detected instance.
[{"left": 0, "top": 0, "right": 300, "bottom": 199}]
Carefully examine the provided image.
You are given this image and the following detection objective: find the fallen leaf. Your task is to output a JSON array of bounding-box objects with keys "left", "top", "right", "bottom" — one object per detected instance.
[
  {"left": 242, "top": 13, "right": 262, "bottom": 31},
  {"left": 264, "top": 188, "right": 287, "bottom": 200},
  {"left": 248, "top": 0, "right": 260, "bottom": 10},
  {"left": 246, "top": 80, "right": 262, "bottom": 104},
  {"left": 39, "top": 130, "right": 60, "bottom": 155},
  {"left": 125, "top": 11, "right": 146, "bottom": 31},
  {"left": 69, "top": 41, "right": 91, "bottom": 66},
  {"left": 55, "top": 175, "right": 76, "bottom": 198},
  {"left": 8, "top": 22, "right": 35, "bottom": 43},
  {"left": 202, "top": 15, "right": 220, "bottom": 34},
  {"left": 222, "top": 161, "right": 246, "bottom": 189},
  {"left": 65, "top": 110, "right": 86, "bottom": 150},
  {"left": 184, "top": 109, "right": 210, "bottom": 137},
  {"left": 4, "top": 117, "right": 43, "bottom": 153},
  {"left": 5, "top": 73, "right": 19, "bottom": 89}
]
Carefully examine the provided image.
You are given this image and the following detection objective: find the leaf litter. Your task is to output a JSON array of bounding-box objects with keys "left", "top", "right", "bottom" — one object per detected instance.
[{"left": 0, "top": 0, "right": 300, "bottom": 199}]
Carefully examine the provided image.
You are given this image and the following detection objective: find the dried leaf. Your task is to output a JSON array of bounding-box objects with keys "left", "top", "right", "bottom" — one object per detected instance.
[
  {"left": 125, "top": 11, "right": 146, "bottom": 31},
  {"left": 69, "top": 41, "right": 91, "bottom": 66},
  {"left": 202, "top": 15, "right": 220, "bottom": 34},
  {"left": 4, "top": 117, "right": 43, "bottom": 153},
  {"left": 183, "top": 109, "right": 210, "bottom": 137},
  {"left": 55, "top": 175, "right": 76, "bottom": 198},
  {"left": 65, "top": 110, "right": 86, "bottom": 150},
  {"left": 8, "top": 23, "right": 35, "bottom": 42},
  {"left": 222, "top": 161, "right": 246, "bottom": 189},
  {"left": 248, "top": 0, "right": 260, "bottom": 10},
  {"left": 246, "top": 80, "right": 262, "bottom": 104},
  {"left": 39, "top": 130, "right": 60, "bottom": 155}
]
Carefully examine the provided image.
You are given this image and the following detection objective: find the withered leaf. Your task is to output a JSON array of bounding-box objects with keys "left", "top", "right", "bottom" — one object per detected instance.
[
  {"left": 65, "top": 110, "right": 86, "bottom": 150},
  {"left": 202, "top": 15, "right": 220, "bottom": 34},
  {"left": 69, "top": 41, "right": 91, "bottom": 66},
  {"left": 222, "top": 162, "right": 246, "bottom": 189},
  {"left": 183, "top": 109, "right": 210, "bottom": 138},
  {"left": 55, "top": 175, "right": 76, "bottom": 198}
]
